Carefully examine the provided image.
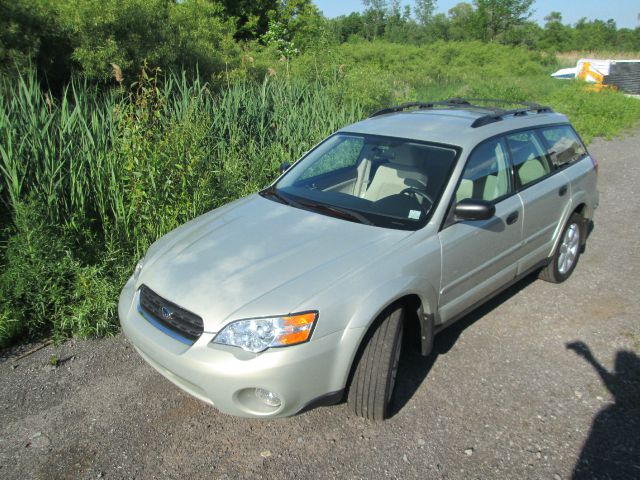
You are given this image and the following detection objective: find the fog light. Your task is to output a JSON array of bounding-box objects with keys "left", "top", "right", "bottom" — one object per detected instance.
[{"left": 255, "top": 388, "right": 281, "bottom": 407}]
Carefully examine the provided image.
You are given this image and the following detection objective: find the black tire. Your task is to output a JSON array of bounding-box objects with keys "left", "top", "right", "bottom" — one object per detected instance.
[
  {"left": 348, "top": 306, "right": 404, "bottom": 421},
  {"left": 539, "top": 212, "right": 584, "bottom": 283}
]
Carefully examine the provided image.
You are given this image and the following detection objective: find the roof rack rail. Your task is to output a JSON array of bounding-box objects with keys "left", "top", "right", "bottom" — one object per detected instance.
[
  {"left": 369, "top": 97, "right": 553, "bottom": 128},
  {"left": 369, "top": 98, "right": 472, "bottom": 117}
]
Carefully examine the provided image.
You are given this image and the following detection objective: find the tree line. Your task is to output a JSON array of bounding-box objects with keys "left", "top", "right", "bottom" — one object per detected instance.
[
  {"left": 1, "top": 0, "right": 638, "bottom": 90},
  {"left": 330, "top": 1, "right": 639, "bottom": 51}
]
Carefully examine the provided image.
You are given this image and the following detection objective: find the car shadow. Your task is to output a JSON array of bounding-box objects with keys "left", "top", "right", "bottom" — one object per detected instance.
[
  {"left": 566, "top": 341, "right": 640, "bottom": 479},
  {"left": 388, "top": 272, "right": 538, "bottom": 418}
]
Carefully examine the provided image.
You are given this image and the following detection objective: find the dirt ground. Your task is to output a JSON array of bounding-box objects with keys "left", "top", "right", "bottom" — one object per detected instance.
[{"left": 1, "top": 131, "right": 638, "bottom": 480}]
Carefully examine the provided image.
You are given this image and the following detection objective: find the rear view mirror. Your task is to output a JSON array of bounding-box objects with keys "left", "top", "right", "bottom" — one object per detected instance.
[{"left": 454, "top": 198, "right": 495, "bottom": 221}]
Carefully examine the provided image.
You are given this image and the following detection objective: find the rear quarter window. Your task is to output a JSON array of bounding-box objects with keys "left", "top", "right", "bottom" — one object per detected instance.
[{"left": 540, "top": 125, "right": 587, "bottom": 168}]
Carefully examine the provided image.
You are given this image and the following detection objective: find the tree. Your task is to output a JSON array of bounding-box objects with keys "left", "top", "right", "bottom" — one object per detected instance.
[
  {"left": 384, "top": 0, "right": 416, "bottom": 43},
  {"left": 429, "top": 12, "right": 450, "bottom": 40},
  {"left": 328, "top": 13, "right": 366, "bottom": 42},
  {"left": 540, "top": 11, "right": 570, "bottom": 51},
  {"left": 362, "top": 0, "right": 388, "bottom": 39},
  {"left": 169, "top": 0, "right": 239, "bottom": 75},
  {"left": 0, "top": 0, "right": 74, "bottom": 90},
  {"left": 414, "top": 0, "right": 437, "bottom": 26},
  {"left": 447, "top": 2, "right": 476, "bottom": 40},
  {"left": 53, "top": 0, "right": 237, "bottom": 82},
  {"left": 572, "top": 18, "right": 618, "bottom": 51},
  {"left": 277, "top": 0, "right": 327, "bottom": 51},
  {"left": 473, "top": 0, "right": 534, "bottom": 40},
  {"left": 544, "top": 11, "right": 562, "bottom": 26},
  {"left": 219, "top": 0, "right": 278, "bottom": 40}
]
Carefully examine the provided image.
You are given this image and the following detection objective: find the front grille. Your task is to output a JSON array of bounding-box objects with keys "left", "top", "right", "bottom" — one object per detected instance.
[{"left": 139, "top": 285, "right": 204, "bottom": 343}]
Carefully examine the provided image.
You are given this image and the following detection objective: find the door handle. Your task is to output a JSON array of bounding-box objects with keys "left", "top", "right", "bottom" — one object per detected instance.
[
  {"left": 506, "top": 211, "right": 519, "bottom": 225},
  {"left": 559, "top": 185, "right": 568, "bottom": 196}
]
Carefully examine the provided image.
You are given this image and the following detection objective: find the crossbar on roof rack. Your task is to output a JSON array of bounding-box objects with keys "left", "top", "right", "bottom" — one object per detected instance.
[{"left": 369, "top": 97, "right": 553, "bottom": 128}]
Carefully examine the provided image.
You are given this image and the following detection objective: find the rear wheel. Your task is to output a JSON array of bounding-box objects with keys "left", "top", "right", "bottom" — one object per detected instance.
[
  {"left": 539, "top": 213, "right": 584, "bottom": 283},
  {"left": 348, "top": 306, "right": 404, "bottom": 421}
]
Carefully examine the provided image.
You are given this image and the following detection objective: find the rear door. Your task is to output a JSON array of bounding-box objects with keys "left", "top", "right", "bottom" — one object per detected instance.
[
  {"left": 539, "top": 124, "right": 597, "bottom": 216},
  {"left": 506, "top": 129, "right": 571, "bottom": 274},
  {"left": 438, "top": 137, "right": 523, "bottom": 322}
]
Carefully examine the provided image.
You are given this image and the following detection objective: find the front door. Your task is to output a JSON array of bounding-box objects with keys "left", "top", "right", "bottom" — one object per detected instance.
[{"left": 438, "top": 137, "right": 523, "bottom": 322}]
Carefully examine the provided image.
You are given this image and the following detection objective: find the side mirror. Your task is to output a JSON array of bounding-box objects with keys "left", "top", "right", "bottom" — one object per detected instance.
[
  {"left": 454, "top": 198, "right": 495, "bottom": 221},
  {"left": 279, "top": 162, "right": 291, "bottom": 174}
]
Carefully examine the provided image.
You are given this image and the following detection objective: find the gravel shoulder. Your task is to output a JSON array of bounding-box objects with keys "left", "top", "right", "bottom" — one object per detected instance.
[{"left": 1, "top": 132, "right": 639, "bottom": 480}]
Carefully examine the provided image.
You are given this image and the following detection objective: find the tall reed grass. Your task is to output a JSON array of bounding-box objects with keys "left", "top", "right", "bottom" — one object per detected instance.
[
  {"left": 0, "top": 70, "right": 364, "bottom": 255},
  {"left": 0, "top": 69, "right": 364, "bottom": 345}
]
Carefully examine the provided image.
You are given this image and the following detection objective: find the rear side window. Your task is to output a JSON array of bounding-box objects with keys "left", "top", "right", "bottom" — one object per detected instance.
[
  {"left": 506, "top": 130, "right": 551, "bottom": 188},
  {"left": 539, "top": 125, "right": 587, "bottom": 168},
  {"left": 456, "top": 138, "right": 511, "bottom": 203}
]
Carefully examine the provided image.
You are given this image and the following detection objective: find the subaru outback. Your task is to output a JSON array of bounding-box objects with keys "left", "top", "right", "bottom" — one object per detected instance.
[{"left": 119, "top": 98, "right": 598, "bottom": 420}]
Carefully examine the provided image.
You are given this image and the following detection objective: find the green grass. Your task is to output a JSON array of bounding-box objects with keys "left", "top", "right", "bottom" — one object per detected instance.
[{"left": 1, "top": 40, "right": 640, "bottom": 346}]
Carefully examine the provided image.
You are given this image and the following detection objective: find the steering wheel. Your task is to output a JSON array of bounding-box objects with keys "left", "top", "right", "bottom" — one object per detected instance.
[{"left": 400, "top": 187, "right": 434, "bottom": 207}]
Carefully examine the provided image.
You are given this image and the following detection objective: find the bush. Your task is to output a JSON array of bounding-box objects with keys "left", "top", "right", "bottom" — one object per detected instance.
[{"left": 0, "top": 201, "right": 121, "bottom": 346}]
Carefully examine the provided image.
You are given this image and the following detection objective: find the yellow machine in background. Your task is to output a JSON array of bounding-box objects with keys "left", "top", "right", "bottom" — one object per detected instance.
[{"left": 576, "top": 61, "right": 618, "bottom": 92}]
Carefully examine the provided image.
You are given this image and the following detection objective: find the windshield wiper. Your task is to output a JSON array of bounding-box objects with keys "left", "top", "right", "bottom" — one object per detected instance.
[
  {"left": 297, "top": 200, "right": 375, "bottom": 226},
  {"left": 261, "top": 187, "right": 374, "bottom": 226},
  {"left": 260, "top": 187, "right": 293, "bottom": 206}
]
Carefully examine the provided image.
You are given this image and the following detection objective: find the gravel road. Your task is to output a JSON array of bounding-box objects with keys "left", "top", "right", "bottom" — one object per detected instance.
[{"left": 1, "top": 131, "right": 639, "bottom": 480}]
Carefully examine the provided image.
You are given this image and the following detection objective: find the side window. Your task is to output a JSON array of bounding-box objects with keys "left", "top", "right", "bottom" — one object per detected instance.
[
  {"left": 540, "top": 125, "right": 587, "bottom": 168},
  {"left": 299, "top": 136, "right": 364, "bottom": 180},
  {"left": 506, "top": 130, "right": 551, "bottom": 188},
  {"left": 456, "top": 138, "right": 511, "bottom": 203}
]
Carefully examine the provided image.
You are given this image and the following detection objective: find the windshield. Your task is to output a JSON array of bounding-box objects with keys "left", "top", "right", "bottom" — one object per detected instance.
[{"left": 262, "top": 133, "right": 459, "bottom": 230}]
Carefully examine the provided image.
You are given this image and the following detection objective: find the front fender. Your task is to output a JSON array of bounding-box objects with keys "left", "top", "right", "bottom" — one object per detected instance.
[
  {"left": 346, "top": 274, "right": 438, "bottom": 331},
  {"left": 330, "top": 274, "right": 438, "bottom": 387}
]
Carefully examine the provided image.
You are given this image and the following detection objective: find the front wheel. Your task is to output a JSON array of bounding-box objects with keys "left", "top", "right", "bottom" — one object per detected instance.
[
  {"left": 539, "top": 213, "right": 584, "bottom": 283},
  {"left": 348, "top": 306, "right": 404, "bottom": 421}
]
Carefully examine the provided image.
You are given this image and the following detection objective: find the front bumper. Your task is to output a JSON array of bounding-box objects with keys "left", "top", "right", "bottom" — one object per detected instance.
[{"left": 118, "top": 276, "right": 363, "bottom": 417}]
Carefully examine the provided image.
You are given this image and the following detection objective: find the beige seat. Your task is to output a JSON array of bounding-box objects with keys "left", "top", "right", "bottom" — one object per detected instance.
[
  {"left": 456, "top": 142, "right": 509, "bottom": 202},
  {"left": 456, "top": 178, "right": 473, "bottom": 202},
  {"left": 518, "top": 158, "right": 546, "bottom": 185},
  {"left": 362, "top": 147, "right": 427, "bottom": 202},
  {"left": 456, "top": 174, "right": 506, "bottom": 202}
]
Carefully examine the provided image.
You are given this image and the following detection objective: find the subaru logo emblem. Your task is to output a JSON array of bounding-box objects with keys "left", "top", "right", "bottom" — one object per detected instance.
[{"left": 161, "top": 306, "right": 173, "bottom": 320}]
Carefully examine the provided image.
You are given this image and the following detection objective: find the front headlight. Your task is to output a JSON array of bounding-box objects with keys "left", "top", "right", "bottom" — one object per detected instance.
[{"left": 213, "top": 311, "right": 318, "bottom": 353}]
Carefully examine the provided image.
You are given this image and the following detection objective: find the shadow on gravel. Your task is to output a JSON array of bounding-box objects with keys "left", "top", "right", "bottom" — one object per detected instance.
[
  {"left": 566, "top": 341, "right": 640, "bottom": 479},
  {"left": 388, "top": 273, "right": 538, "bottom": 418}
]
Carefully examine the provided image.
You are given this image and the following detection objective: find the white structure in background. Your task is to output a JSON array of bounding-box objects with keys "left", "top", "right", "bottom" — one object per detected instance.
[
  {"left": 552, "top": 59, "right": 615, "bottom": 82},
  {"left": 551, "top": 66, "right": 578, "bottom": 80}
]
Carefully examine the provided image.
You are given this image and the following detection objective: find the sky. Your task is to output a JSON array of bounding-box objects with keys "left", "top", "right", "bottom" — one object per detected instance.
[{"left": 314, "top": 0, "right": 640, "bottom": 29}]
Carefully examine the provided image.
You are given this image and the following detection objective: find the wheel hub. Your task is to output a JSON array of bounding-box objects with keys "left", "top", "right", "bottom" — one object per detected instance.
[{"left": 558, "top": 223, "right": 580, "bottom": 274}]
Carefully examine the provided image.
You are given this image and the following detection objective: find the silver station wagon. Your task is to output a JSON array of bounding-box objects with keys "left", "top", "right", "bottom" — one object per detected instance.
[{"left": 119, "top": 98, "right": 598, "bottom": 420}]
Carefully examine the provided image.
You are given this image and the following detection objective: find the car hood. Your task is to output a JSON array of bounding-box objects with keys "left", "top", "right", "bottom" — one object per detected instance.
[{"left": 138, "top": 194, "right": 411, "bottom": 332}]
